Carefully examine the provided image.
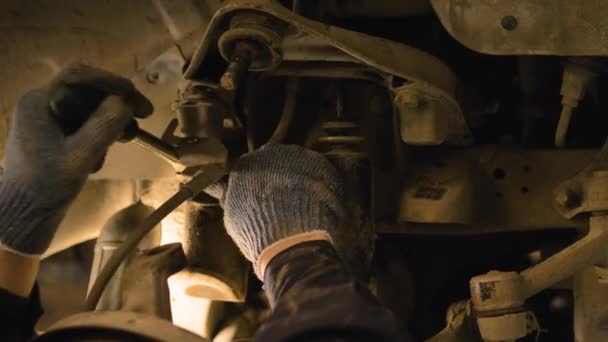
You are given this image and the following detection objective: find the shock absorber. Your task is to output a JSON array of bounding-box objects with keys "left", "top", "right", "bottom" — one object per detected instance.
[{"left": 310, "top": 89, "right": 374, "bottom": 280}]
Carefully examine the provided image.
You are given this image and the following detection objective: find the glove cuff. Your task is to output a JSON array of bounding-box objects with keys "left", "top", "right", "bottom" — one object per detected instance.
[
  {"left": 255, "top": 230, "right": 332, "bottom": 280},
  {"left": 0, "top": 181, "right": 63, "bottom": 256}
]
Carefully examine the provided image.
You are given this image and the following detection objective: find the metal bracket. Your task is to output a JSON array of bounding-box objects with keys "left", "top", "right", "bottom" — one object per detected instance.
[{"left": 184, "top": 0, "right": 471, "bottom": 145}]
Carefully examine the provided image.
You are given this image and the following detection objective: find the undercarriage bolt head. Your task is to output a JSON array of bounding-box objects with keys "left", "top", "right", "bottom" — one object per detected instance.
[
  {"left": 395, "top": 91, "right": 420, "bottom": 108},
  {"left": 556, "top": 190, "right": 581, "bottom": 209},
  {"left": 219, "top": 41, "right": 258, "bottom": 91}
]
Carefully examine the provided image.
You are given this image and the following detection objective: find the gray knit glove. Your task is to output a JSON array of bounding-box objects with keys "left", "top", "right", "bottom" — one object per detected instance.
[
  {"left": 220, "top": 144, "right": 344, "bottom": 277},
  {"left": 0, "top": 65, "right": 152, "bottom": 256}
]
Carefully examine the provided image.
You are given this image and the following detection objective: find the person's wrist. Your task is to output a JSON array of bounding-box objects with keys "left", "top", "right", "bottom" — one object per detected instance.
[
  {"left": 255, "top": 230, "right": 333, "bottom": 280},
  {"left": 0, "top": 180, "right": 66, "bottom": 256},
  {"left": 262, "top": 239, "right": 347, "bottom": 308}
]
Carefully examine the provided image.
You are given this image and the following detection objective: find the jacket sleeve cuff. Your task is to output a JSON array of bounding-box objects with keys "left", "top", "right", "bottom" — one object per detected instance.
[{"left": 257, "top": 240, "right": 408, "bottom": 342}]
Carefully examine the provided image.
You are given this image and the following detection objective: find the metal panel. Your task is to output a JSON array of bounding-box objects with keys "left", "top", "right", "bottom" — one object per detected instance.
[
  {"left": 430, "top": 1, "right": 608, "bottom": 56},
  {"left": 383, "top": 147, "right": 597, "bottom": 235}
]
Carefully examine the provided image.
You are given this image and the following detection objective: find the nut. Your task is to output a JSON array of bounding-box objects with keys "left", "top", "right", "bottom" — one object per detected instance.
[
  {"left": 556, "top": 190, "right": 581, "bottom": 209},
  {"left": 395, "top": 91, "right": 420, "bottom": 108}
]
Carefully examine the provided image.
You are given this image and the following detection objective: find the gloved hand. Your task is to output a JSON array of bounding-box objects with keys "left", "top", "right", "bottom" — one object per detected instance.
[
  {"left": 217, "top": 144, "right": 344, "bottom": 279},
  {"left": 0, "top": 64, "right": 152, "bottom": 256}
]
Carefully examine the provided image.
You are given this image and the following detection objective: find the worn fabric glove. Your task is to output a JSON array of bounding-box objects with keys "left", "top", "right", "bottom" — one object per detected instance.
[
  {"left": 218, "top": 144, "right": 344, "bottom": 278},
  {"left": 0, "top": 65, "right": 152, "bottom": 256}
]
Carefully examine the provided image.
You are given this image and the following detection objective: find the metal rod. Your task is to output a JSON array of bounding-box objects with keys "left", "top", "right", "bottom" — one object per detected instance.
[
  {"left": 317, "top": 136, "right": 365, "bottom": 144},
  {"left": 520, "top": 215, "right": 608, "bottom": 298},
  {"left": 555, "top": 105, "right": 574, "bottom": 147},
  {"left": 268, "top": 77, "right": 299, "bottom": 144},
  {"left": 131, "top": 129, "right": 180, "bottom": 164}
]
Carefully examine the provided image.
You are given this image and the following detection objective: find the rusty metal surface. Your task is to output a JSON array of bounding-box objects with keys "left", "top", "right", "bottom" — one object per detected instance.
[
  {"left": 121, "top": 243, "right": 187, "bottom": 319},
  {"left": 90, "top": 47, "right": 188, "bottom": 179},
  {"left": 394, "top": 82, "right": 471, "bottom": 146},
  {"left": 186, "top": 0, "right": 470, "bottom": 146},
  {"left": 87, "top": 203, "right": 161, "bottom": 311},
  {"left": 384, "top": 147, "right": 598, "bottom": 235},
  {"left": 430, "top": 0, "right": 608, "bottom": 56},
  {"left": 177, "top": 202, "right": 249, "bottom": 302},
  {"left": 185, "top": 0, "right": 460, "bottom": 100},
  {"left": 554, "top": 141, "right": 608, "bottom": 219}
]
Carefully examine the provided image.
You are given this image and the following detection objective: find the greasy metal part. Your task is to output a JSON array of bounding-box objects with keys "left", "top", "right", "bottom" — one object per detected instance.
[
  {"left": 187, "top": 0, "right": 469, "bottom": 146},
  {"left": 118, "top": 116, "right": 223, "bottom": 170},
  {"left": 430, "top": 0, "right": 608, "bottom": 56},
  {"left": 400, "top": 153, "right": 482, "bottom": 225},
  {"left": 174, "top": 84, "right": 226, "bottom": 138},
  {"left": 309, "top": 86, "right": 375, "bottom": 278},
  {"left": 268, "top": 77, "right": 299, "bottom": 144},
  {"left": 279, "top": 33, "right": 359, "bottom": 64},
  {"left": 168, "top": 78, "right": 247, "bottom": 305},
  {"left": 120, "top": 243, "right": 187, "bottom": 320},
  {"left": 85, "top": 165, "right": 226, "bottom": 311},
  {"left": 394, "top": 82, "right": 471, "bottom": 146},
  {"left": 554, "top": 140, "right": 608, "bottom": 219},
  {"left": 392, "top": 147, "right": 597, "bottom": 234},
  {"left": 325, "top": 0, "right": 433, "bottom": 17},
  {"left": 87, "top": 202, "right": 161, "bottom": 311},
  {"left": 185, "top": 0, "right": 461, "bottom": 110},
  {"left": 131, "top": 129, "right": 180, "bottom": 165},
  {"left": 217, "top": 12, "right": 284, "bottom": 71},
  {"left": 219, "top": 41, "right": 256, "bottom": 91},
  {"left": 317, "top": 136, "right": 365, "bottom": 144},
  {"left": 91, "top": 47, "right": 187, "bottom": 180},
  {"left": 331, "top": 156, "right": 375, "bottom": 279},
  {"left": 315, "top": 119, "right": 366, "bottom": 158},
  {"left": 124, "top": 117, "right": 228, "bottom": 173},
  {"left": 38, "top": 311, "right": 207, "bottom": 342},
  {"left": 172, "top": 202, "right": 249, "bottom": 302},
  {"left": 218, "top": 12, "right": 284, "bottom": 91}
]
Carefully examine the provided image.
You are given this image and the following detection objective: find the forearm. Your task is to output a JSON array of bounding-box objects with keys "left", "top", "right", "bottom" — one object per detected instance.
[
  {"left": 0, "top": 249, "right": 39, "bottom": 297},
  {"left": 256, "top": 241, "right": 407, "bottom": 342},
  {"left": 0, "top": 250, "right": 43, "bottom": 341}
]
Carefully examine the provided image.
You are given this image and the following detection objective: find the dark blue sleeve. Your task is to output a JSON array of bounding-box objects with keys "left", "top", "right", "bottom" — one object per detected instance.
[
  {"left": 255, "top": 241, "right": 409, "bottom": 342},
  {"left": 0, "top": 285, "right": 42, "bottom": 341}
]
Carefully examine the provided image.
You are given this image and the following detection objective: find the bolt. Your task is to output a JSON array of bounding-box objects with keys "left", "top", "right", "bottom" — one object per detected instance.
[
  {"left": 556, "top": 190, "right": 581, "bottom": 209},
  {"left": 146, "top": 71, "right": 160, "bottom": 84},
  {"left": 219, "top": 41, "right": 257, "bottom": 91},
  {"left": 501, "top": 15, "right": 518, "bottom": 31},
  {"left": 395, "top": 91, "right": 420, "bottom": 108}
]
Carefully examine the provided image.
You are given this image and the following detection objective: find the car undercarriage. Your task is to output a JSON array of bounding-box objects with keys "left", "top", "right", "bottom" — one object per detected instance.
[{"left": 4, "top": 1, "right": 608, "bottom": 341}]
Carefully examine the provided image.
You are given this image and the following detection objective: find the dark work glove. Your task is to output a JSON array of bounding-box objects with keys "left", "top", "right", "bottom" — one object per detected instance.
[
  {"left": 0, "top": 65, "right": 152, "bottom": 256},
  {"left": 218, "top": 144, "right": 345, "bottom": 278}
]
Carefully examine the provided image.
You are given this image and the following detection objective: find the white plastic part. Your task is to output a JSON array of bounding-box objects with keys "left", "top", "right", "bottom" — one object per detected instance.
[{"left": 477, "top": 312, "right": 531, "bottom": 342}]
